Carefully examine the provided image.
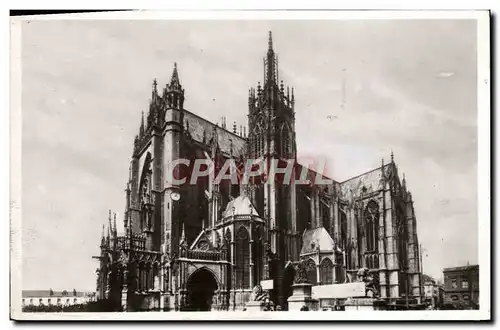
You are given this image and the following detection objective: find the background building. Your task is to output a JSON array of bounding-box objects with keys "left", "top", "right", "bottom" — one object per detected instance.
[
  {"left": 22, "top": 289, "right": 94, "bottom": 307},
  {"left": 94, "top": 32, "right": 423, "bottom": 311},
  {"left": 443, "top": 264, "right": 479, "bottom": 309},
  {"left": 423, "top": 274, "right": 444, "bottom": 309}
]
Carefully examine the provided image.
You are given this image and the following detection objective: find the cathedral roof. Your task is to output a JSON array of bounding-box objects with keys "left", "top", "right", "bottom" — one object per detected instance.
[
  {"left": 222, "top": 195, "right": 259, "bottom": 218},
  {"left": 183, "top": 110, "right": 246, "bottom": 157},
  {"left": 300, "top": 227, "right": 336, "bottom": 254},
  {"left": 339, "top": 164, "right": 392, "bottom": 201}
]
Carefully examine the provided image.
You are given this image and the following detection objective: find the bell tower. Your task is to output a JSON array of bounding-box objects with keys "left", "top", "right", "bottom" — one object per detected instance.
[
  {"left": 248, "top": 31, "right": 296, "bottom": 160},
  {"left": 247, "top": 33, "right": 298, "bottom": 307},
  {"left": 161, "top": 63, "right": 185, "bottom": 257}
]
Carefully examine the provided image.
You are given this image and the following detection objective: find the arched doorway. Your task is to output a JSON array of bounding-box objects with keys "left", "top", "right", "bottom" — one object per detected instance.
[
  {"left": 186, "top": 268, "right": 218, "bottom": 311},
  {"left": 282, "top": 264, "right": 295, "bottom": 311}
]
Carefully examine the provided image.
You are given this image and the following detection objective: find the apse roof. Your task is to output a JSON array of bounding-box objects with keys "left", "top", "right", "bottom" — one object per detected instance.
[
  {"left": 222, "top": 195, "right": 259, "bottom": 218},
  {"left": 339, "top": 164, "right": 391, "bottom": 201},
  {"left": 300, "top": 227, "right": 335, "bottom": 254}
]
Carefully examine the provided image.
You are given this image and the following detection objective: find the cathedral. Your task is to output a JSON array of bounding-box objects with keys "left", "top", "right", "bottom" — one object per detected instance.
[{"left": 94, "top": 32, "right": 423, "bottom": 311}]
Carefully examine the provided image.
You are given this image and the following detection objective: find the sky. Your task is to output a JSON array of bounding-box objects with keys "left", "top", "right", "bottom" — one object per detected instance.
[{"left": 20, "top": 18, "right": 478, "bottom": 291}]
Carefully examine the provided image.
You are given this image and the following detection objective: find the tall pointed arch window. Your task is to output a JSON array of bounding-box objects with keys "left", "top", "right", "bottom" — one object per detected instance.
[
  {"left": 236, "top": 227, "right": 250, "bottom": 289},
  {"left": 281, "top": 123, "right": 291, "bottom": 157},
  {"left": 320, "top": 258, "right": 334, "bottom": 285},
  {"left": 364, "top": 201, "right": 380, "bottom": 252},
  {"left": 304, "top": 259, "right": 317, "bottom": 285}
]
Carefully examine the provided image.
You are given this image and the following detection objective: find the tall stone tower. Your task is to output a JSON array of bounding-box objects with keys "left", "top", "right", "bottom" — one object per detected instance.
[{"left": 247, "top": 32, "right": 299, "bottom": 306}]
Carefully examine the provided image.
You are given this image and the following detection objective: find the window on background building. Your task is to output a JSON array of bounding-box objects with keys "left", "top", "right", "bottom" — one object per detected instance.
[
  {"left": 462, "top": 279, "right": 469, "bottom": 289},
  {"left": 451, "top": 295, "right": 459, "bottom": 301},
  {"left": 451, "top": 279, "right": 457, "bottom": 289}
]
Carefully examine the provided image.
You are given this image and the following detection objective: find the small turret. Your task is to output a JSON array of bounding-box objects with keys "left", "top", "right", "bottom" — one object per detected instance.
[
  {"left": 180, "top": 223, "right": 186, "bottom": 245},
  {"left": 139, "top": 111, "right": 145, "bottom": 136},
  {"left": 113, "top": 212, "right": 117, "bottom": 238},
  {"left": 164, "top": 62, "right": 185, "bottom": 110},
  {"left": 100, "top": 224, "right": 105, "bottom": 247}
]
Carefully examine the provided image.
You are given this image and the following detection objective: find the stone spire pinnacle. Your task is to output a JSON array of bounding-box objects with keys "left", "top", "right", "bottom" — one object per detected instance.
[
  {"left": 268, "top": 31, "right": 273, "bottom": 53},
  {"left": 180, "top": 223, "right": 186, "bottom": 244},
  {"left": 140, "top": 111, "right": 145, "bottom": 136},
  {"left": 107, "top": 210, "right": 112, "bottom": 240},
  {"left": 152, "top": 78, "right": 158, "bottom": 94},
  {"left": 101, "top": 224, "right": 105, "bottom": 245},
  {"left": 171, "top": 62, "right": 179, "bottom": 84},
  {"left": 113, "top": 212, "right": 117, "bottom": 237},
  {"left": 265, "top": 31, "right": 277, "bottom": 85}
]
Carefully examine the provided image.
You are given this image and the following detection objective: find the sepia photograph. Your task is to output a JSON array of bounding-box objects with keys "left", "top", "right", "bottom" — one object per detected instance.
[{"left": 9, "top": 10, "right": 490, "bottom": 321}]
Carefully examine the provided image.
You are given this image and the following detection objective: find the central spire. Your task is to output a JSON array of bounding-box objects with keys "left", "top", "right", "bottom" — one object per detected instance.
[
  {"left": 264, "top": 31, "right": 278, "bottom": 86},
  {"left": 268, "top": 31, "right": 274, "bottom": 53}
]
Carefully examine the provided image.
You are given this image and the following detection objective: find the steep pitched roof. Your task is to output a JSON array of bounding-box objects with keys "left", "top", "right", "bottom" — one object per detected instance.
[
  {"left": 294, "top": 163, "right": 337, "bottom": 185},
  {"left": 300, "top": 227, "right": 336, "bottom": 254},
  {"left": 189, "top": 230, "right": 216, "bottom": 251},
  {"left": 222, "top": 195, "right": 259, "bottom": 218},
  {"left": 183, "top": 110, "right": 246, "bottom": 157},
  {"left": 339, "top": 164, "right": 391, "bottom": 201}
]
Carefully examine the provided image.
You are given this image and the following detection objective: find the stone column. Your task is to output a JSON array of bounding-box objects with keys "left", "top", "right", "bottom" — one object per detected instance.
[
  {"left": 121, "top": 268, "right": 129, "bottom": 311},
  {"left": 310, "top": 189, "right": 316, "bottom": 228},
  {"left": 249, "top": 221, "right": 254, "bottom": 288},
  {"left": 316, "top": 191, "right": 322, "bottom": 228},
  {"left": 378, "top": 193, "right": 388, "bottom": 298},
  {"left": 384, "top": 189, "right": 399, "bottom": 299},
  {"left": 333, "top": 198, "right": 339, "bottom": 239},
  {"left": 316, "top": 261, "right": 321, "bottom": 286}
]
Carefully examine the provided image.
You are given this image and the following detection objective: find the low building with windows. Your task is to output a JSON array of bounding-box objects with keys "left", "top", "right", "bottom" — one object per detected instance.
[
  {"left": 22, "top": 290, "right": 94, "bottom": 308},
  {"left": 443, "top": 264, "right": 479, "bottom": 309}
]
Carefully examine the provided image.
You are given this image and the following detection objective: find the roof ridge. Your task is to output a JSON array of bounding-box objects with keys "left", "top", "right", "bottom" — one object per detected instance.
[
  {"left": 340, "top": 164, "right": 389, "bottom": 184},
  {"left": 183, "top": 109, "right": 247, "bottom": 141}
]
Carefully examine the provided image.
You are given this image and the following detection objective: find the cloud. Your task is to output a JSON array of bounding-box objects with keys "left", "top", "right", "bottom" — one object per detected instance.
[{"left": 437, "top": 71, "right": 456, "bottom": 78}]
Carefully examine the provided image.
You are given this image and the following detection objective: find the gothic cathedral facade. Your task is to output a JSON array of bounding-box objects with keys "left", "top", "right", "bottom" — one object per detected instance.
[{"left": 95, "top": 32, "right": 423, "bottom": 311}]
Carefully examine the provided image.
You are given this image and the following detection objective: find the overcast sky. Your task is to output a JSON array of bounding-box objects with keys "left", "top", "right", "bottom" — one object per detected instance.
[{"left": 20, "top": 18, "right": 478, "bottom": 290}]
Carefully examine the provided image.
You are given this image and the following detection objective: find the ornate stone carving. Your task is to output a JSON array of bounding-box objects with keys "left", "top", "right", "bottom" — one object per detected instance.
[
  {"left": 250, "top": 284, "right": 269, "bottom": 301},
  {"left": 293, "top": 261, "right": 309, "bottom": 284},
  {"left": 356, "top": 267, "right": 379, "bottom": 298},
  {"left": 197, "top": 240, "right": 210, "bottom": 251}
]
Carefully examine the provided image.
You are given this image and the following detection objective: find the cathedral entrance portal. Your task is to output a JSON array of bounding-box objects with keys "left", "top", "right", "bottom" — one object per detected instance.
[{"left": 186, "top": 268, "right": 218, "bottom": 311}]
